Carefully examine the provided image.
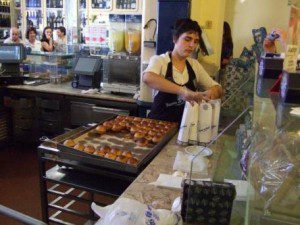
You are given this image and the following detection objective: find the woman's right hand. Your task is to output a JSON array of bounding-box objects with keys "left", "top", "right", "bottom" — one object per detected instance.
[{"left": 179, "top": 87, "right": 209, "bottom": 105}]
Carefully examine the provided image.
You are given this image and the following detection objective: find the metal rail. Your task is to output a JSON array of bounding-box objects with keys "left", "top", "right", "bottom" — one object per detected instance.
[{"left": 0, "top": 204, "right": 47, "bottom": 225}]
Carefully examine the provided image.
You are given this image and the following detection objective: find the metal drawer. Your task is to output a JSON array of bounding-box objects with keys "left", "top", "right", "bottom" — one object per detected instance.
[
  {"left": 40, "top": 110, "right": 62, "bottom": 122},
  {"left": 70, "top": 102, "right": 94, "bottom": 126},
  {"left": 92, "top": 106, "right": 129, "bottom": 122},
  {"left": 37, "top": 98, "right": 60, "bottom": 110},
  {"left": 11, "top": 98, "right": 35, "bottom": 109},
  {"left": 70, "top": 101, "right": 130, "bottom": 126},
  {"left": 40, "top": 120, "right": 62, "bottom": 133}
]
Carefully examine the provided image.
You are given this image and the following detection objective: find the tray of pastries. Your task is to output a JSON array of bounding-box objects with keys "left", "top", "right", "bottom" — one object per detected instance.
[{"left": 57, "top": 115, "right": 178, "bottom": 174}]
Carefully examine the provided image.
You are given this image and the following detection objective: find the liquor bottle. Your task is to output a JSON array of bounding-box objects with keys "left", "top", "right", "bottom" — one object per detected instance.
[
  {"left": 26, "top": 11, "right": 29, "bottom": 25},
  {"left": 56, "top": 12, "right": 60, "bottom": 27},
  {"left": 36, "top": 10, "right": 40, "bottom": 25},
  {"left": 17, "top": 12, "right": 22, "bottom": 27},
  {"left": 46, "top": 12, "right": 50, "bottom": 26}
]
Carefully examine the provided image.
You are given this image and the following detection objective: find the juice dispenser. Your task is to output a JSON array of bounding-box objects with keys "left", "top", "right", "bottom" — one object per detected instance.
[
  {"left": 109, "top": 14, "right": 125, "bottom": 52},
  {"left": 125, "top": 14, "right": 142, "bottom": 55}
]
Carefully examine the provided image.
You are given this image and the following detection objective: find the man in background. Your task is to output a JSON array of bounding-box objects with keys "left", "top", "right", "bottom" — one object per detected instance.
[{"left": 4, "top": 27, "right": 23, "bottom": 44}]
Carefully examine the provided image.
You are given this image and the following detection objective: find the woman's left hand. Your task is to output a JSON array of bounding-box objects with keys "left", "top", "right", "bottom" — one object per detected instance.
[{"left": 203, "top": 86, "right": 223, "bottom": 100}]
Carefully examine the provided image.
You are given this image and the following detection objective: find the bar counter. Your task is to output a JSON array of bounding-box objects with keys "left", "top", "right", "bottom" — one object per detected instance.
[{"left": 6, "top": 82, "right": 136, "bottom": 103}]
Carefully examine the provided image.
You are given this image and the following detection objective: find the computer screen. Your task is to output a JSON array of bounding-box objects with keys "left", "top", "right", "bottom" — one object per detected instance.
[
  {"left": 0, "top": 44, "right": 26, "bottom": 63},
  {"left": 74, "top": 57, "right": 101, "bottom": 76}
]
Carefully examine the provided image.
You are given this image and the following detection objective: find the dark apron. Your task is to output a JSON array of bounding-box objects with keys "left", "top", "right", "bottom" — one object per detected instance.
[{"left": 148, "top": 53, "right": 197, "bottom": 123}]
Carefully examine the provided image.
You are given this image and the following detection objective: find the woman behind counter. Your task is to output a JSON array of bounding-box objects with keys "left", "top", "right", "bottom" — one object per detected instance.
[
  {"left": 54, "top": 26, "right": 67, "bottom": 52},
  {"left": 41, "top": 26, "right": 55, "bottom": 52},
  {"left": 24, "top": 27, "right": 41, "bottom": 52},
  {"left": 143, "top": 18, "right": 222, "bottom": 123}
]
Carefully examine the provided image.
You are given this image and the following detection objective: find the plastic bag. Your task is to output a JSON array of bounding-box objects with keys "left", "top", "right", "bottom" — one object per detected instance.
[
  {"left": 249, "top": 130, "right": 298, "bottom": 214},
  {"left": 92, "top": 198, "right": 183, "bottom": 225}
]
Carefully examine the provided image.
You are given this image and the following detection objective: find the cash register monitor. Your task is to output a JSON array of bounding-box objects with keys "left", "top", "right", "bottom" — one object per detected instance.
[
  {"left": 0, "top": 44, "right": 26, "bottom": 74},
  {"left": 72, "top": 56, "right": 102, "bottom": 88},
  {"left": 74, "top": 57, "right": 101, "bottom": 76}
]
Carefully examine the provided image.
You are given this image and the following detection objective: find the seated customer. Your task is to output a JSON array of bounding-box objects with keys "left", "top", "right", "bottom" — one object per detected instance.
[
  {"left": 24, "top": 27, "right": 41, "bottom": 52},
  {"left": 41, "top": 26, "right": 55, "bottom": 52},
  {"left": 4, "top": 27, "right": 23, "bottom": 44}
]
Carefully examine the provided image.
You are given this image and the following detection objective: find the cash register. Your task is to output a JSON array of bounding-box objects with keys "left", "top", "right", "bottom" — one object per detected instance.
[
  {"left": 71, "top": 56, "right": 102, "bottom": 89},
  {"left": 0, "top": 43, "right": 26, "bottom": 86}
]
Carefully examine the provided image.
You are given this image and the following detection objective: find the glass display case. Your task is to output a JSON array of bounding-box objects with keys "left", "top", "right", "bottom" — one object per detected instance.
[
  {"left": 22, "top": 49, "right": 75, "bottom": 82},
  {"left": 182, "top": 64, "right": 300, "bottom": 225},
  {"left": 179, "top": 63, "right": 255, "bottom": 225}
]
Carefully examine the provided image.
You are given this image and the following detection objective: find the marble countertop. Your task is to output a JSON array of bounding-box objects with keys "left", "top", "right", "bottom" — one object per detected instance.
[
  {"left": 7, "top": 82, "right": 136, "bottom": 103},
  {"left": 120, "top": 133, "right": 224, "bottom": 210}
]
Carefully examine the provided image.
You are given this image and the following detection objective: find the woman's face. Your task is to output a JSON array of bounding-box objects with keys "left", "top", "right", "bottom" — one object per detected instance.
[
  {"left": 56, "top": 29, "right": 64, "bottom": 38},
  {"left": 173, "top": 31, "right": 199, "bottom": 58},
  {"left": 29, "top": 31, "right": 36, "bottom": 41},
  {"left": 45, "top": 28, "right": 52, "bottom": 39}
]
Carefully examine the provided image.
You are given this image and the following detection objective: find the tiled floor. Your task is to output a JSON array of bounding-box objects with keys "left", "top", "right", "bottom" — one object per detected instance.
[{"left": 0, "top": 144, "right": 42, "bottom": 224}]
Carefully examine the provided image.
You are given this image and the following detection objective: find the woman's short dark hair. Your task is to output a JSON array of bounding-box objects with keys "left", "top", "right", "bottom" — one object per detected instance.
[
  {"left": 41, "top": 26, "right": 52, "bottom": 42},
  {"left": 172, "top": 18, "right": 202, "bottom": 41},
  {"left": 58, "top": 26, "right": 66, "bottom": 36},
  {"left": 26, "top": 27, "right": 37, "bottom": 39}
]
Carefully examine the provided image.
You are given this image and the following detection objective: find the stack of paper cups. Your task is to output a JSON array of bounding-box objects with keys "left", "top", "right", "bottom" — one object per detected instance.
[
  {"left": 210, "top": 99, "right": 221, "bottom": 140},
  {"left": 177, "top": 102, "right": 193, "bottom": 145},
  {"left": 198, "top": 102, "right": 212, "bottom": 145},
  {"left": 188, "top": 102, "right": 199, "bottom": 145}
]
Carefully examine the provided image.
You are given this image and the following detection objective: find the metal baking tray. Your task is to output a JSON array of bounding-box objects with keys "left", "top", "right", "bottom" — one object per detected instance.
[{"left": 57, "top": 117, "right": 178, "bottom": 174}]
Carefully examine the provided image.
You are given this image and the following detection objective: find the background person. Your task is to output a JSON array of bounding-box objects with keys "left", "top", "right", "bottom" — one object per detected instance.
[
  {"left": 54, "top": 26, "right": 67, "bottom": 52},
  {"left": 41, "top": 26, "right": 55, "bottom": 52},
  {"left": 143, "top": 18, "right": 222, "bottom": 123},
  {"left": 220, "top": 21, "right": 233, "bottom": 69},
  {"left": 24, "top": 27, "right": 41, "bottom": 52},
  {"left": 4, "top": 27, "right": 23, "bottom": 44}
]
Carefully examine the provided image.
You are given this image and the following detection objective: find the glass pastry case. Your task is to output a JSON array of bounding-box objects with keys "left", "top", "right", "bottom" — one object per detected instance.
[
  {"left": 181, "top": 63, "right": 255, "bottom": 225},
  {"left": 183, "top": 67, "right": 300, "bottom": 225},
  {"left": 22, "top": 49, "right": 76, "bottom": 82}
]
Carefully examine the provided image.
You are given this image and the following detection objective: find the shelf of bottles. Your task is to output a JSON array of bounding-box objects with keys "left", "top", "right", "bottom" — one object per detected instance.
[
  {"left": 12, "top": 0, "right": 22, "bottom": 34},
  {"left": 24, "top": 0, "right": 42, "bottom": 40},
  {"left": 79, "top": 0, "right": 86, "bottom": 9},
  {"left": 46, "top": 0, "right": 64, "bottom": 31},
  {"left": 91, "top": 0, "right": 111, "bottom": 9},
  {"left": 46, "top": 0, "right": 63, "bottom": 8},
  {"left": 46, "top": 10, "right": 64, "bottom": 30},
  {"left": 0, "top": 0, "right": 10, "bottom": 13},
  {"left": 25, "top": 0, "right": 41, "bottom": 8},
  {"left": 0, "top": 0, "right": 11, "bottom": 28},
  {"left": 116, "top": 0, "right": 136, "bottom": 10}
]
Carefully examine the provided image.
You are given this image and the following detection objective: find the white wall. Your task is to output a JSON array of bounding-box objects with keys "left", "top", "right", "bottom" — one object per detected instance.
[{"left": 225, "top": 0, "right": 291, "bottom": 57}]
